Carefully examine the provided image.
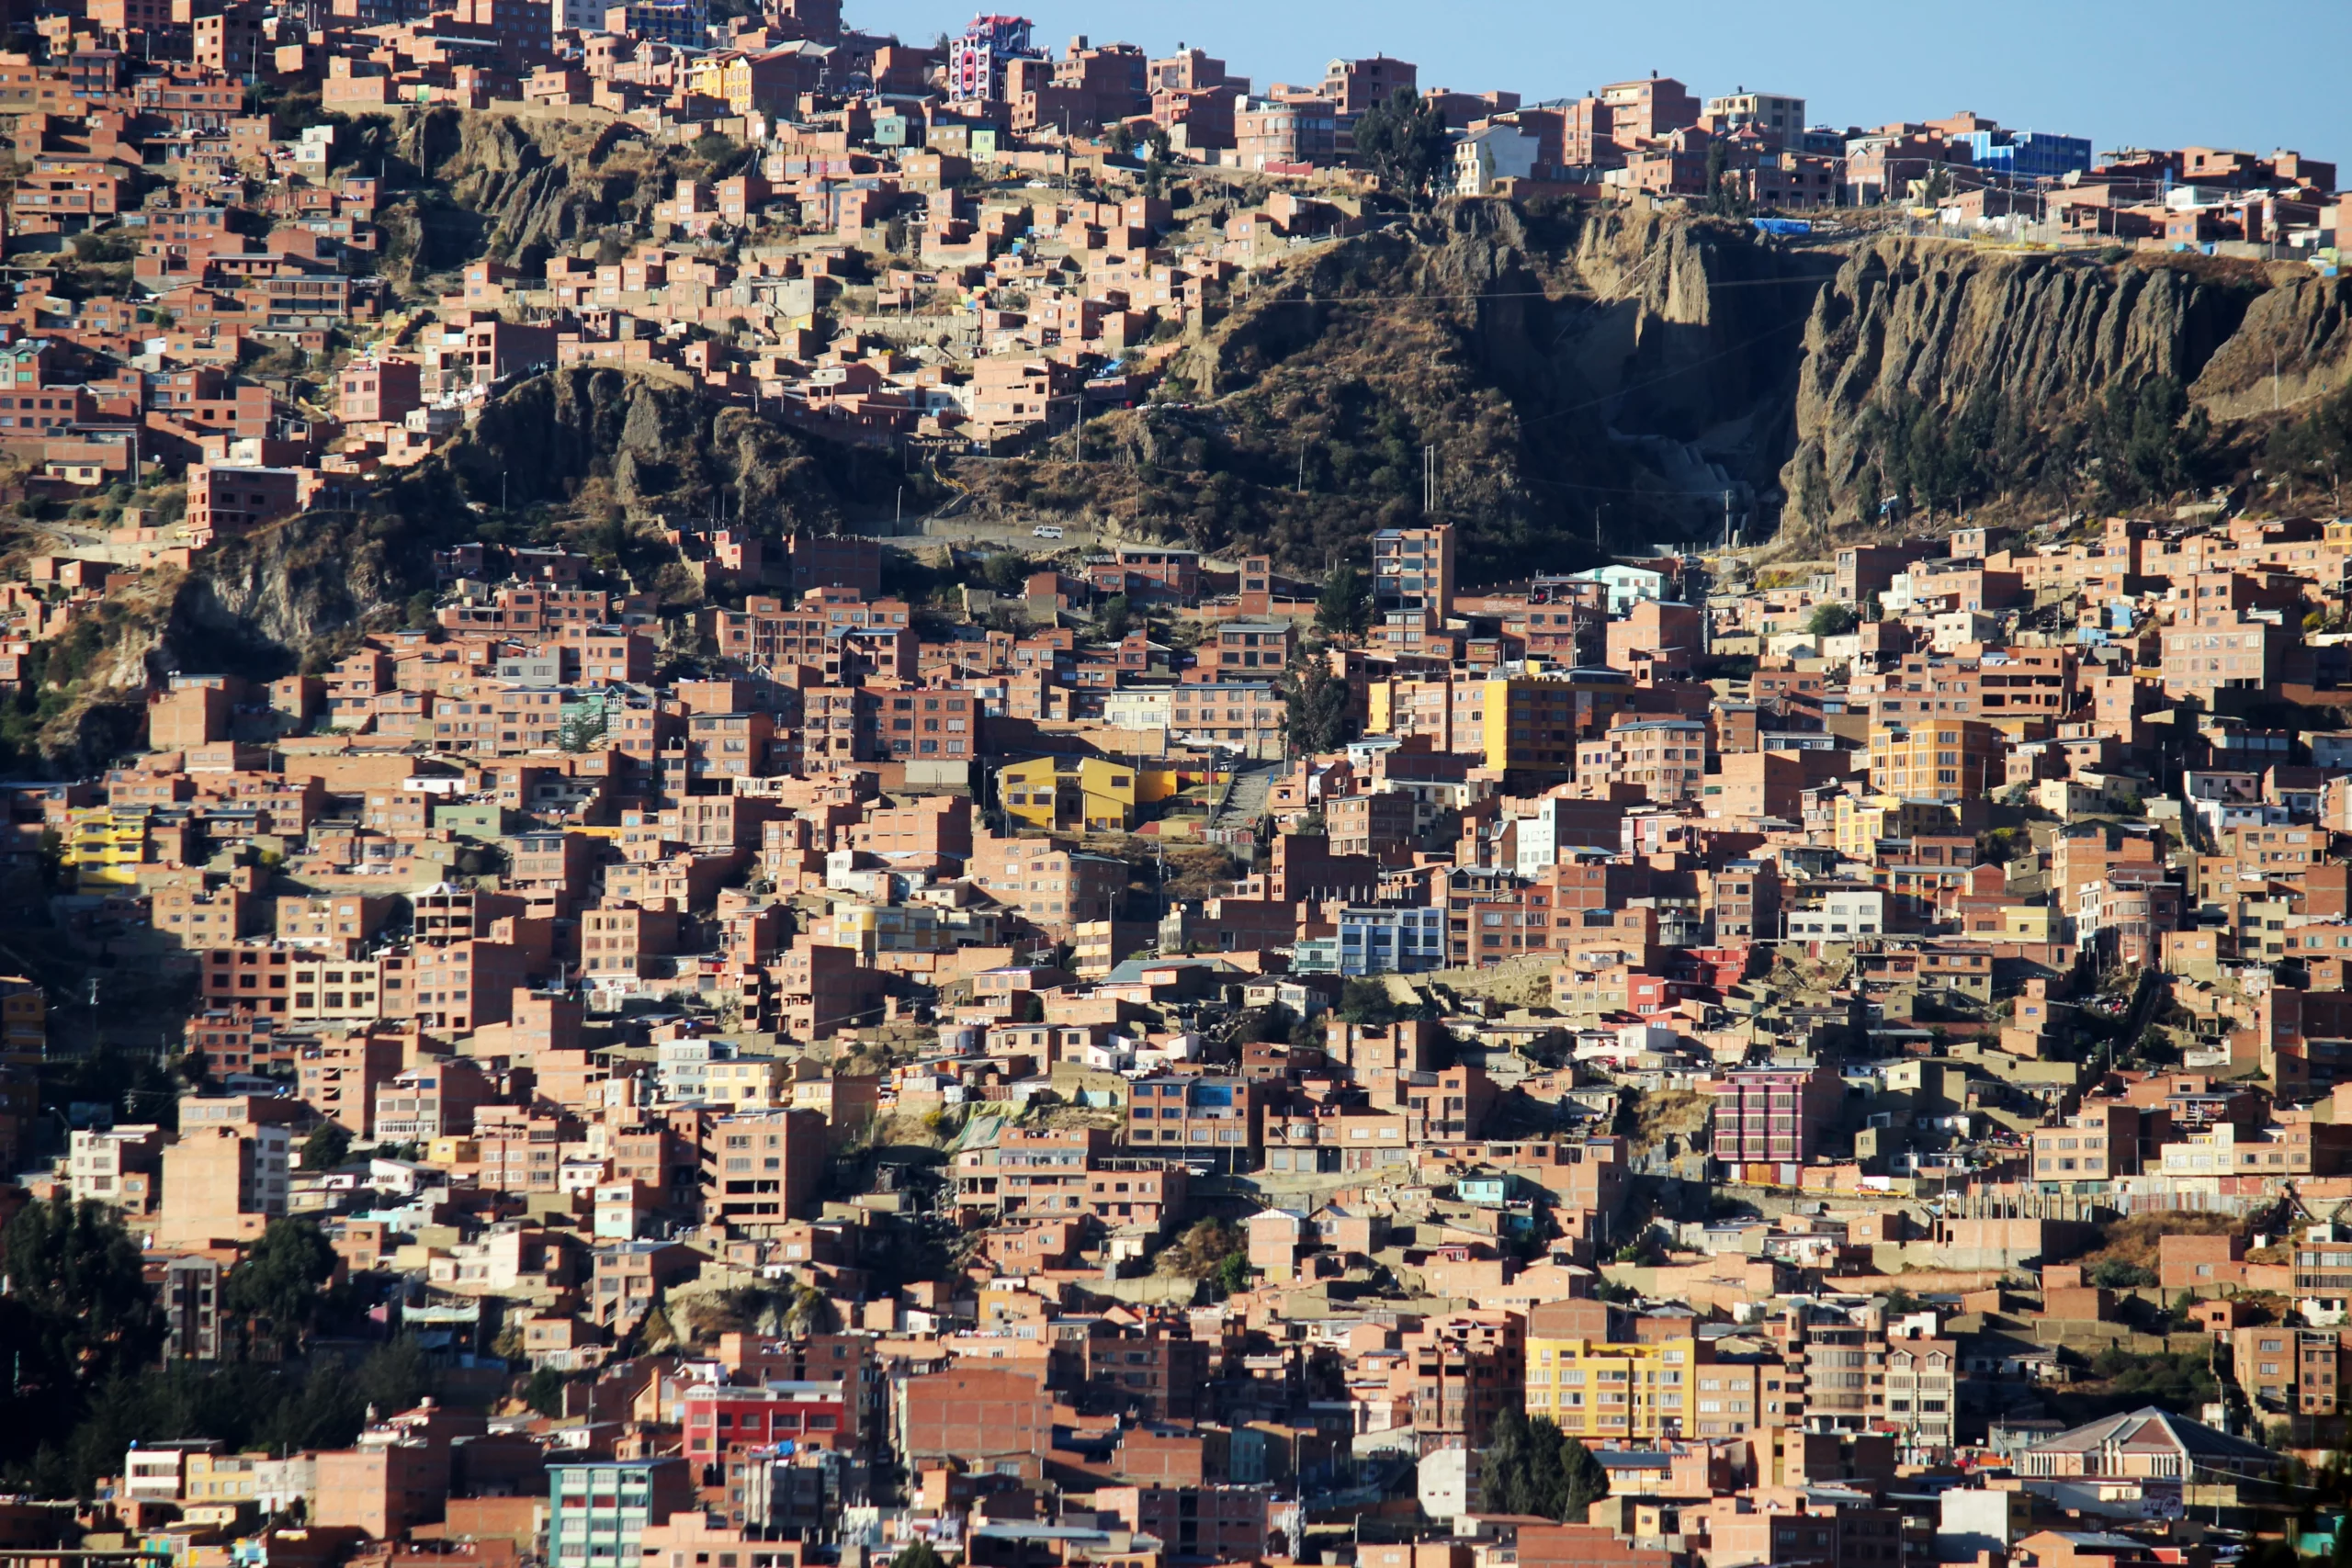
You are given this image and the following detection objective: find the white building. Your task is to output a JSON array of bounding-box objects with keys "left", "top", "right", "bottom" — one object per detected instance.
[
  {"left": 1787, "top": 889, "right": 1885, "bottom": 941},
  {"left": 69, "top": 1123, "right": 166, "bottom": 1206},
  {"left": 1454, "top": 124, "right": 1545, "bottom": 196}
]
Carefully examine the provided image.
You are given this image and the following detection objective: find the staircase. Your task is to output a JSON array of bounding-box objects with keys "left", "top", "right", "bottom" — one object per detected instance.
[{"left": 1213, "top": 763, "right": 1277, "bottom": 827}]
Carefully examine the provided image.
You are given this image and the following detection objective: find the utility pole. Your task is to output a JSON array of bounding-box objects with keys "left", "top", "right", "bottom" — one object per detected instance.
[{"left": 1296, "top": 442, "right": 1306, "bottom": 494}]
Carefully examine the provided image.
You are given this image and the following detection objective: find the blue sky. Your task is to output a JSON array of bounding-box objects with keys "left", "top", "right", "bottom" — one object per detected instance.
[{"left": 868, "top": 0, "right": 2346, "bottom": 164}]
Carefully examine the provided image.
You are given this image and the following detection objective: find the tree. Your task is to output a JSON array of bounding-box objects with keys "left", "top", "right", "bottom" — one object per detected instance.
[
  {"left": 0, "top": 1197, "right": 166, "bottom": 1388},
  {"left": 1703, "top": 141, "right": 1749, "bottom": 218},
  {"left": 2268, "top": 380, "right": 2352, "bottom": 511},
  {"left": 522, "top": 1367, "right": 569, "bottom": 1418},
  {"left": 1232, "top": 1003, "right": 1297, "bottom": 1044},
  {"left": 1105, "top": 122, "right": 1135, "bottom": 157},
  {"left": 1805, "top": 602, "right": 1859, "bottom": 637},
  {"left": 224, "top": 1217, "right": 339, "bottom": 1356},
  {"left": 2091, "top": 376, "right": 2206, "bottom": 507},
  {"left": 1315, "top": 563, "right": 1369, "bottom": 639},
  {"left": 893, "top": 1544, "right": 947, "bottom": 1568},
  {"left": 1482, "top": 1404, "right": 1538, "bottom": 1512},
  {"left": 1560, "top": 1435, "right": 1611, "bottom": 1521},
  {"left": 1481, "top": 1405, "right": 1612, "bottom": 1520},
  {"left": 980, "top": 550, "right": 1031, "bottom": 594},
  {"left": 1353, "top": 88, "right": 1452, "bottom": 203},
  {"left": 301, "top": 1121, "right": 352, "bottom": 1171},
  {"left": 785, "top": 1282, "right": 842, "bottom": 1337},
  {"left": 559, "top": 710, "right": 608, "bottom": 751},
  {"left": 1284, "top": 663, "right": 1358, "bottom": 755},
  {"left": 1212, "top": 1251, "right": 1251, "bottom": 1298},
  {"left": 1339, "top": 976, "right": 1408, "bottom": 1025},
  {"left": 1140, "top": 127, "right": 1174, "bottom": 199},
  {"left": 1095, "top": 592, "right": 1132, "bottom": 642},
  {"left": 2088, "top": 1258, "right": 2156, "bottom": 1289}
]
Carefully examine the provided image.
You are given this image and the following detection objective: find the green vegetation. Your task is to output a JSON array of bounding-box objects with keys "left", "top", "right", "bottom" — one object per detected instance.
[
  {"left": 1154, "top": 1219, "right": 1250, "bottom": 1297},
  {"left": 1315, "top": 562, "right": 1369, "bottom": 639},
  {"left": 1860, "top": 376, "right": 2211, "bottom": 524},
  {"left": 979, "top": 550, "right": 1032, "bottom": 593},
  {"left": 301, "top": 1121, "right": 353, "bottom": 1170},
  {"left": 0, "top": 1197, "right": 166, "bottom": 1389},
  {"left": 1352, "top": 88, "right": 1453, "bottom": 203},
  {"left": 0, "top": 1199, "right": 427, "bottom": 1494},
  {"left": 1805, "top": 602, "right": 1859, "bottom": 637},
  {"left": 6, "top": 1338, "right": 431, "bottom": 1496},
  {"left": 1482, "top": 1404, "right": 1612, "bottom": 1520},
  {"left": 1139, "top": 127, "right": 1177, "bottom": 201},
  {"left": 522, "top": 1366, "right": 571, "bottom": 1419},
  {"left": 1703, "top": 141, "right": 1750, "bottom": 219},
  {"left": 2087, "top": 1258, "right": 2156, "bottom": 1289},
  {"left": 222, "top": 1217, "right": 341, "bottom": 1357},
  {"left": 2269, "top": 378, "right": 2352, "bottom": 507},
  {"left": 2084, "top": 1346, "right": 2216, "bottom": 1405},
  {"left": 1337, "top": 976, "right": 1413, "bottom": 1025},
  {"left": 1285, "top": 662, "right": 1358, "bottom": 755}
]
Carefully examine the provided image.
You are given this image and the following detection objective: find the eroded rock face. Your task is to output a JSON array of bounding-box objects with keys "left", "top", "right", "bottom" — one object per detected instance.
[
  {"left": 372, "top": 110, "right": 662, "bottom": 281},
  {"left": 1777, "top": 237, "right": 2352, "bottom": 529}
]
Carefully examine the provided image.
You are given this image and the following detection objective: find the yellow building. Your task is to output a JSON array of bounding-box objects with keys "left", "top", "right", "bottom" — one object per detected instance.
[
  {"left": 1832, "top": 793, "right": 1966, "bottom": 859},
  {"left": 704, "top": 1053, "right": 786, "bottom": 1109},
  {"left": 64, "top": 806, "right": 151, "bottom": 890},
  {"left": 2003, "top": 904, "right": 2054, "bottom": 942},
  {"left": 1522, "top": 1334, "right": 1703, "bottom": 1439},
  {"left": 684, "top": 53, "right": 729, "bottom": 101},
  {"left": 998, "top": 755, "right": 1171, "bottom": 833},
  {"left": 1471, "top": 673, "right": 1657, "bottom": 786},
  {"left": 183, "top": 1451, "right": 267, "bottom": 1505},
  {"left": 1866, "top": 719, "right": 2002, "bottom": 803},
  {"left": 0, "top": 975, "right": 43, "bottom": 1068}
]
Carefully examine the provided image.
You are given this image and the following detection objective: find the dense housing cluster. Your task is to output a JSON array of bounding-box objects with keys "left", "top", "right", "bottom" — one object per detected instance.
[
  {"left": 0, "top": 2, "right": 2346, "bottom": 1568},
  {"left": 8, "top": 502, "right": 2352, "bottom": 1567}
]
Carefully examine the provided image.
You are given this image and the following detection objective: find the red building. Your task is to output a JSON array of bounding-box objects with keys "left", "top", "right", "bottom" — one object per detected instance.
[
  {"left": 1709, "top": 1063, "right": 1845, "bottom": 1166},
  {"left": 683, "top": 1383, "right": 851, "bottom": 1461}
]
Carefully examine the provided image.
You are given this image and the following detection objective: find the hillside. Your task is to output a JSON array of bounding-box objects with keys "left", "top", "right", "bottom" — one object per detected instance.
[
  {"left": 13, "top": 368, "right": 888, "bottom": 772},
  {"left": 12, "top": 151, "right": 2351, "bottom": 773},
  {"left": 949, "top": 205, "right": 2352, "bottom": 578},
  {"left": 953, "top": 202, "right": 1838, "bottom": 582}
]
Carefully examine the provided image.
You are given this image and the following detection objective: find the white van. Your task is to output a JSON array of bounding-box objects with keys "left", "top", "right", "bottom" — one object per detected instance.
[{"left": 1032, "top": 525, "right": 1065, "bottom": 539}]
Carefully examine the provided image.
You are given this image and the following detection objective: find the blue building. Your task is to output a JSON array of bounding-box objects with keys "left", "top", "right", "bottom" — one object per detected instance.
[
  {"left": 1961, "top": 130, "right": 2091, "bottom": 181},
  {"left": 1292, "top": 907, "right": 1445, "bottom": 976},
  {"left": 1337, "top": 906, "right": 1446, "bottom": 976},
  {"left": 548, "top": 1459, "right": 692, "bottom": 1568}
]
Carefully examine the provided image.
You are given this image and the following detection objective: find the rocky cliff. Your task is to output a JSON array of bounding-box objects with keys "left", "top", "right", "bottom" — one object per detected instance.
[
  {"left": 13, "top": 368, "right": 875, "bottom": 775},
  {"left": 975, "top": 209, "right": 2352, "bottom": 568},
  {"left": 966, "top": 200, "right": 1835, "bottom": 581},
  {"left": 353, "top": 108, "right": 707, "bottom": 284},
  {"left": 1778, "top": 237, "right": 2352, "bottom": 531},
  {"left": 28, "top": 202, "right": 2352, "bottom": 770},
  {"left": 444, "top": 366, "right": 857, "bottom": 525}
]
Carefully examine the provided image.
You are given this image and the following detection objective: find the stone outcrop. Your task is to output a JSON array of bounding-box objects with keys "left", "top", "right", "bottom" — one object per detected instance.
[{"left": 1778, "top": 236, "right": 2352, "bottom": 528}]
